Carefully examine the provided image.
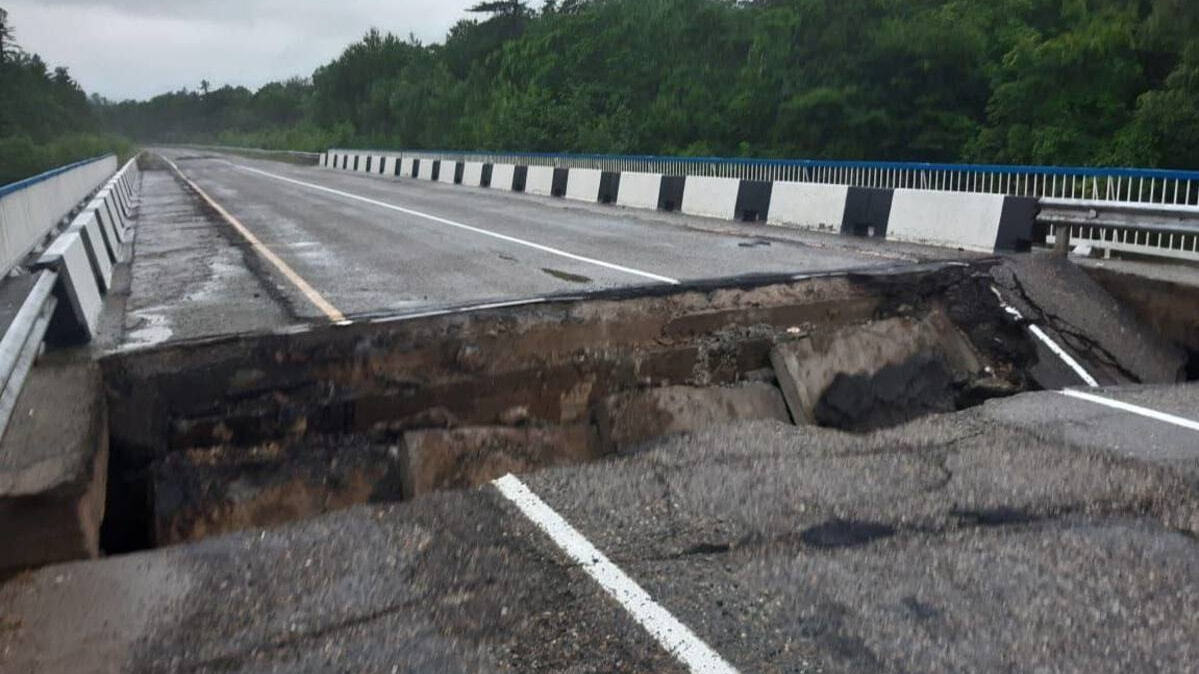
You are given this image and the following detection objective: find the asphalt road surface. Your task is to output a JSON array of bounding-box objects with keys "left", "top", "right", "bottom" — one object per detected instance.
[
  {"left": 119, "top": 149, "right": 936, "bottom": 348},
  {"left": 3, "top": 152, "right": 1195, "bottom": 673},
  {"left": 1, "top": 382, "right": 1196, "bottom": 672}
]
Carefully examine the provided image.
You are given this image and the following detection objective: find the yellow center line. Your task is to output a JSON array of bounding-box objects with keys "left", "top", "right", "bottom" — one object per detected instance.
[{"left": 160, "top": 155, "right": 348, "bottom": 324}]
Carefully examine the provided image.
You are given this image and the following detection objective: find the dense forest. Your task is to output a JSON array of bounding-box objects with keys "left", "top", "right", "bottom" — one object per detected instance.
[
  {"left": 0, "top": 8, "right": 132, "bottom": 184},
  {"left": 4, "top": 0, "right": 1199, "bottom": 186}
]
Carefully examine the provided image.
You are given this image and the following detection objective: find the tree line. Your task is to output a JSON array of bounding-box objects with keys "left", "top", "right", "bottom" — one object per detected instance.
[
  {"left": 4, "top": 0, "right": 1199, "bottom": 186},
  {"left": 0, "top": 7, "right": 132, "bottom": 185}
]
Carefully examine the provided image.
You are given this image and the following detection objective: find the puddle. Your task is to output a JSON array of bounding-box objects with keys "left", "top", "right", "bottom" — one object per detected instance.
[
  {"left": 121, "top": 312, "right": 173, "bottom": 350},
  {"left": 738, "top": 239, "right": 772, "bottom": 248},
  {"left": 541, "top": 268, "right": 592, "bottom": 283}
]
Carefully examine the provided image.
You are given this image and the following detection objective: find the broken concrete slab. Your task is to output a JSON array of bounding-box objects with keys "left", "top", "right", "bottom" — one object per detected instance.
[
  {"left": 526, "top": 383, "right": 1199, "bottom": 568},
  {"left": 770, "top": 310, "right": 984, "bottom": 428},
  {"left": 401, "top": 425, "right": 599, "bottom": 497},
  {"left": 0, "top": 359, "right": 106, "bottom": 573},
  {"left": 993, "top": 253, "right": 1187, "bottom": 384},
  {"left": 0, "top": 489, "right": 680, "bottom": 673},
  {"left": 594, "top": 383, "right": 791, "bottom": 452},
  {"left": 98, "top": 263, "right": 1048, "bottom": 551}
]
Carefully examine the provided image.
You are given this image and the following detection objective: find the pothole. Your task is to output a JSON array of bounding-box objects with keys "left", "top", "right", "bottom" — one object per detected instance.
[{"left": 99, "top": 262, "right": 1044, "bottom": 552}]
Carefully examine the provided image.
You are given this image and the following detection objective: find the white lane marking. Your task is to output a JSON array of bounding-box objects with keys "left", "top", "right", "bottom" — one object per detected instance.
[
  {"left": 492, "top": 474, "right": 738, "bottom": 674},
  {"left": 370, "top": 297, "right": 548, "bottom": 324},
  {"left": 162, "top": 156, "right": 349, "bottom": 324},
  {"left": 1059, "top": 389, "right": 1199, "bottom": 432},
  {"left": 990, "top": 286, "right": 1099, "bottom": 387},
  {"left": 232, "top": 164, "right": 681, "bottom": 286},
  {"left": 1028, "top": 324, "right": 1100, "bottom": 387}
]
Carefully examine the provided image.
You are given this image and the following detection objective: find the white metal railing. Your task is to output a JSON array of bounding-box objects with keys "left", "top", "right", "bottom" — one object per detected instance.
[
  {"left": 0, "top": 155, "right": 118, "bottom": 277},
  {"left": 1040, "top": 199, "right": 1199, "bottom": 262},
  {"left": 329, "top": 148, "right": 1199, "bottom": 207},
  {"left": 327, "top": 147, "right": 1199, "bottom": 261}
]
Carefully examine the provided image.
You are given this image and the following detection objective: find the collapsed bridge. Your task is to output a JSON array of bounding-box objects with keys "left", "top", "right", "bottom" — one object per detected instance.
[{"left": 0, "top": 147, "right": 1197, "bottom": 673}]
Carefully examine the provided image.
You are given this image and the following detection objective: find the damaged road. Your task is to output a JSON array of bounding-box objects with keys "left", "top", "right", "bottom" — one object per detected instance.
[
  {"left": 2, "top": 382, "right": 1197, "bottom": 672},
  {"left": 3, "top": 149, "right": 1198, "bottom": 673},
  {"left": 99, "top": 260, "right": 1052, "bottom": 550}
]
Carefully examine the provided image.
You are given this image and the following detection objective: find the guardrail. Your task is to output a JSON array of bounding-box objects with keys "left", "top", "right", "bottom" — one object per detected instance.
[
  {"left": 329, "top": 147, "right": 1199, "bottom": 262},
  {"left": 0, "top": 154, "right": 119, "bottom": 278},
  {"left": 0, "top": 153, "right": 142, "bottom": 438},
  {"left": 336, "top": 148, "right": 1199, "bottom": 208},
  {"left": 1039, "top": 199, "right": 1199, "bottom": 262}
]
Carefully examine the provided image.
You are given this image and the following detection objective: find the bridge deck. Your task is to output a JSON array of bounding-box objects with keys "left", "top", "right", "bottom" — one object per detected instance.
[
  {"left": 121, "top": 148, "right": 960, "bottom": 347},
  {"left": 2, "top": 150, "right": 1196, "bottom": 673}
]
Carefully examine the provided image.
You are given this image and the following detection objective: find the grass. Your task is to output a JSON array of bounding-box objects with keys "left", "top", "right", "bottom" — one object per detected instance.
[{"left": 0, "top": 133, "right": 138, "bottom": 187}]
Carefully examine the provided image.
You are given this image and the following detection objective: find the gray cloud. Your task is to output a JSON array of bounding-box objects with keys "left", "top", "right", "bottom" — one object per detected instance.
[{"left": 2, "top": 0, "right": 482, "bottom": 100}]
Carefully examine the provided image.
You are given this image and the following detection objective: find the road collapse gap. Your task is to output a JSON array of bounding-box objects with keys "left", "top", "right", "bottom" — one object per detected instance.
[{"left": 98, "top": 261, "right": 1045, "bottom": 553}]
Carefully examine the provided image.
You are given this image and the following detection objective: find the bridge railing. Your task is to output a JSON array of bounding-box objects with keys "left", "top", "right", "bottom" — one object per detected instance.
[
  {"left": 358, "top": 149, "right": 1199, "bottom": 207},
  {"left": 0, "top": 155, "right": 119, "bottom": 278},
  {"left": 329, "top": 147, "right": 1199, "bottom": 261}
]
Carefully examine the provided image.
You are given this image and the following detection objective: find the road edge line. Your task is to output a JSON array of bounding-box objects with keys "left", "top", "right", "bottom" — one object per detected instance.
[{"left": 161, "top": 155, "right": 348, "bottom": 324}]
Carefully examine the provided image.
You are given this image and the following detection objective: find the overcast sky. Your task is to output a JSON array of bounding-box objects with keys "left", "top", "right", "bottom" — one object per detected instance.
[{"left": 2, "top": 0, "right": 482, "bottom": 101}]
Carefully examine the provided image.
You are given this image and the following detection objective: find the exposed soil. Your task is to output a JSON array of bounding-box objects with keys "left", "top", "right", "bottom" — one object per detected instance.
[{"left": 99, "top": 261, "right": 1050, "bottom": 551}]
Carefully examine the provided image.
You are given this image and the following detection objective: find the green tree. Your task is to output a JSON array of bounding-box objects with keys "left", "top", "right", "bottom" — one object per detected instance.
[
  {"left": 89, "top": 0, "right": 1199, "bottom": 171},
  {"left": 0, "top": 7, "right": 14, "bottom": 63},
  {"left": 967, "top": 0, "right": 1148, "bottom": 165}
]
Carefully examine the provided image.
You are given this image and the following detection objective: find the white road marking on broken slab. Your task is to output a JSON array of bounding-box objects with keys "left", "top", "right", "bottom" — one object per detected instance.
[
  {"left": 231, "top": 164, "right": 682, "bottom": 286},
  {"left": 1059, "top": 389, "right": 1199, "bottom": 432},
  {"left": 1027, "top": 324, "right": 1100, "bottom": 387},
  {"left": 492, "top": 474, "right": 738, "bottom": 674},
  {"left": 161, "top": 156, "right": 349, "bottom": 324},
  {"left": 989, "top": 285, "right": 1099, "bottom": 387}
]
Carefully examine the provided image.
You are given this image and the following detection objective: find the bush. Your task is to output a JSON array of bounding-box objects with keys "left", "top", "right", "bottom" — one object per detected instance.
[{"left": 0, "top": 132, "right": 137, "bottom": 186}]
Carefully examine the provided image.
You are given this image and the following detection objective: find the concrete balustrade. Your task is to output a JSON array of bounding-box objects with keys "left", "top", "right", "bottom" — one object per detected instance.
[
  {"left": 0, "top": 155, "right": 118, "bottom": 278},
  {"left": 0, "top": 154, "right": 141, "bottom": 351},
  {"left": 491, "top": 164, "right": 517, "bottom": 190},
  {"left": 65, "top": 210, "right": 114, "bottom": 292},
  {"left": 439, "top": 161, "right": 460, "bottom": 184},
  {"left": 462, "top": 162, "right": 487, "bottom": 187},
  {"left": 35, "top": 231, "right": 103, "bottom": 343},
  {"left": 767, "top": 183, "right": 850, "bottom": 232},
  {"left": 681, "top": 176, "right": 741, "bottom": 220},
  {"left": 888, "top": 190, "right": 1037, "bottom": 252},
  {"left": 616, "top": 172, "right": 664, "bottom": 210},
  {"left": 565, "top": 169, "right": 602, "bottom": 202},
  {"left": 323, "top": 148, "right": 1045, "bottom": 253},
  {"left": 525, "top": 166, "right": 556, "bottom": 196}
]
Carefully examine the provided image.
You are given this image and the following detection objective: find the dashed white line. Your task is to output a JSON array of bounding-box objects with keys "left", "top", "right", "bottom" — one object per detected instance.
[
  {"left": 492, "top": 474, "right": 738, "bottom": 674},
  {"left": 231, "top": 164, "right": 682, "bottom": 286},
  {"left": 1059, "top": 389, "right": 1199, "bottom": 432}
]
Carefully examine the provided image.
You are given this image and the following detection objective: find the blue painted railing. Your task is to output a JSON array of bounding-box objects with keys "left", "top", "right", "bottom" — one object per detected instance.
[
  {"left": 0, "top": 154, "right": 114, "bottom": 198},
  {"left": 330, "top": 147, "right": 1199, "bottom": 205},
  {"left": 0, "top": 154, "right": 119, "bottom": 276}
]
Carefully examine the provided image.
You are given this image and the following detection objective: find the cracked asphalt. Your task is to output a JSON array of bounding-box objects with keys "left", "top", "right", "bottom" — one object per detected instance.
[
  {"left": 2, "top": 152, "right": 1196, "bottom": 672},
  {"left": 2, "top": 383, "right": 1197, "bottom": 673}
]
